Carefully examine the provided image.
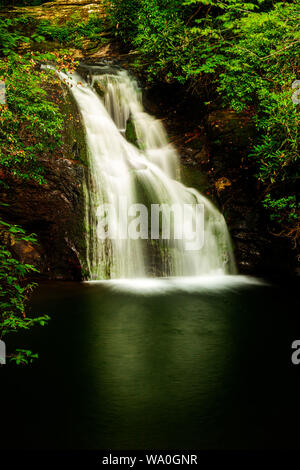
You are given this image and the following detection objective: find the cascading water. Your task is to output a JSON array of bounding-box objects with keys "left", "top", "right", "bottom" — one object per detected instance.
[{"left": 58, "top": 64, "right": 236, "bottom": 279}]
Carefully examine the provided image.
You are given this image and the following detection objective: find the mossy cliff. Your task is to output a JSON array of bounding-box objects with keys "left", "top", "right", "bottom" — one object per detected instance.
[{"left": 0, "top": 78, "right": 89, "bottom": 280}]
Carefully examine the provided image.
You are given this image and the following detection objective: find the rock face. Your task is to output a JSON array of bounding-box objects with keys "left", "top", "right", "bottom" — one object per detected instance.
[
  {"left": 206, "top": 108, "right": 295, "bottom": 277},
  {"left": 142, "top": 82, "right": 296, "bottom": 277},
  {"left": 5, "top": 0, "right": 105, "bottom": 23},
  {"left": 1, "top": 156, "right": 88, "bottom": 281},
  {"left": 0, "top": 83, "right": 89, "bottom": 281}
]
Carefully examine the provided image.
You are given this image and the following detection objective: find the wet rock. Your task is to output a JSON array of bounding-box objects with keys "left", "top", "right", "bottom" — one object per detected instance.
[
  {"left": 205, "top": 108, "right": 295, "bottom": 276},
  {"left": 94, "top": 80, "right": 106, "bottom": 97},
  {"left": 207, "top": 109, "right": 255, "bottom": 151},
  {"left": 125, "top": 117, "right": 139, "bottom": 148},
  {"left": 0, "top": 157, "right": 88, "bottom": 281}
]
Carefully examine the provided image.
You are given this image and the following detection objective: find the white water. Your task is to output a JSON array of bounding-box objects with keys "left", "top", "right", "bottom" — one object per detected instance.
[
  {"left": 86, "top": 276, "right": 264, "bottom": 295},
  {"left": 59, "top": 65, "right": 236, "bottom": 279}
]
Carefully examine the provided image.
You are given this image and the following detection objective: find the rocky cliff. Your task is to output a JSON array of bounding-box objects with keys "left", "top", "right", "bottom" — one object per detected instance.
[{"left": 0, "top": 80, "right": 89, "bottom": 280}]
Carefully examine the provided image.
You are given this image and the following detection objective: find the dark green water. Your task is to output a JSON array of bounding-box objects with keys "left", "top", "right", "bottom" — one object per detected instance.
[{"left": 1, "top": 276, "right": 300, "bottom": 450}]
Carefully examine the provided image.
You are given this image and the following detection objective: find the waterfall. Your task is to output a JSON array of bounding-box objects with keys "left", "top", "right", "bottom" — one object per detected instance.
[{"left": 58, "top": 65, "right": 236, "bottom": 279}]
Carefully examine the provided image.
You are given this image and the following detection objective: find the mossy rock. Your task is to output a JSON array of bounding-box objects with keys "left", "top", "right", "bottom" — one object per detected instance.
[
  {"left": 125, "top": 117, "right": 139, "bottom": 148},
  {"left": 60, "top": 83, "right": 89, "bottom": 166},
  {"left": 93, "top": 80, "right": 106, "bottom": 98}
]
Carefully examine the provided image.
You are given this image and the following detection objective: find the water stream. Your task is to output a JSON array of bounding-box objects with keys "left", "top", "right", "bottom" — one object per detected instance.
[{"left": 59, "top": 65, "right": 236, "bottom": 279}]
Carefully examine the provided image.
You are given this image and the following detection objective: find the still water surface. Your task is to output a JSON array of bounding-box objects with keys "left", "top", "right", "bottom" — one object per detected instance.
[{"left": 1, "top": 276, "right": 300, "bottom": 450}]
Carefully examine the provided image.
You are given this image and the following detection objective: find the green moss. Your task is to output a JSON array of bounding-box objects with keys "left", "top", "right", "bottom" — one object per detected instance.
[
  {"left": 125, "top": 117, "right": 139, "bottom": 148},
  {"left": 60, "top": 83, "right": 89, "bottom": 166},
  {"left": 93, "top": 80, "right": 106, "bottom": 98}
]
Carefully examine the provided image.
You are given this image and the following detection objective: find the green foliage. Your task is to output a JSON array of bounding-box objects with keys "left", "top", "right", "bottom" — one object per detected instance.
[
  {"left": 0, "top": 54, "right": 64, "bottom": 182},
  {"left": 263, "top": 194, "right": 299, "bottom": 224},
  {"left": 107, "top": 0, "right": 190, "bottom": 82},
  {"left": 0, "top": 218, "right": 50, "bottom": 365},
  {"left": 216, "top": 3, "right": 299, "bottom": 227},
  {"left": 0, "top": 17, "right": 80, "bottom": 182},
  {"left": 0, "top": 17, "right": 30, "bottom": 56},
  {"left": 10, "top": 349, "right": 39, "bottom": 365},
  {"left": 0, "top": 18, "right": 71, "bottom": 364},
  {"left": 108, "top": 0, "right": 299, "bottom": 241},
  {"left": 35, "top": 12, "right": 104, "bottom": 48},
  {"left": 10, "top": 349, "right": 39, "bottom": 366}
]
